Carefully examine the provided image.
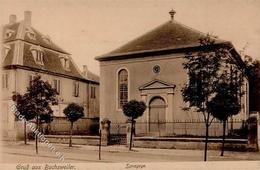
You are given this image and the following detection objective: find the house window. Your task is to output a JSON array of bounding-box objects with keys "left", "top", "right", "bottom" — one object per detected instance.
[
  {"left": 4, "top": 29, "right": 15, "bottom": 39},
  {"left": 91, "top": 86, "right": 96, "bottom": 99},
  {"left": 29, "top": 75, "right": 37, "bottom": 87},
  {"left": 26, "top": 28, "right": 36, "bottom": 40},
  {"left": 60, "top": 56, "right": 70, "bottom": 71},
  {"left": 118, "top": 69, "right": 128, "bottom": 109},
  {"left": 30, "top": 46, "right": 44, "bottom": 65},
  {"left": 74, "top": 81, "right": 79, "bottom": 97},
  {"left": 27, "top": 32, "right": 36, "bottom": 40},
  {"left": 188, "top": 72, "right": 202, "bottom": 106},
  {"left": 53, "top": 79, "right": 61, "bottom": 94},
  {"left": 2, "top": 73, "right": 8, "bottom": 89},
  {"left": 42, "top": 35, "right": 51, "bottom": 44},
  {"left": 2, "top": 44, "right": 11, "bottom": 61}
]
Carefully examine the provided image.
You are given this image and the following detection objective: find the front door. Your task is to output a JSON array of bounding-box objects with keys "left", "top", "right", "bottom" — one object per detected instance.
[{"left": 149, "top": 97, "right": 166, "bottom": 136}]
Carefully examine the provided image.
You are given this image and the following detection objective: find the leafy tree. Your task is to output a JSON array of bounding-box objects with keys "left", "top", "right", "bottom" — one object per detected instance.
[
  {"left": 244, "top": 56, "right": 260, "bottom": 112},
  {"left": 63, "top": 103, "right": 84, "bottom": 147},
  {"left": 207, "top": 71, "right": 243, "bottom": 156},
  {"left": 182, "top": 34, "right": 239, "bottom": 161},
  {"left": 122, "top": 100, "right": 146, "bottom": 150},
  {"left": 12, "top": 92, "right": 36, "bottom": 144},
  {"left": 12, "top": 75, "right": 58, "bottom": 153}
]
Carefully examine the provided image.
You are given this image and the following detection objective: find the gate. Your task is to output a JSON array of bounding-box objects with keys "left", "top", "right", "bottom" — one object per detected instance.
[
  {"left": 109, "top": 122, "right": 127, "bottom": 145},
  {"left": 109, "top": 134, "right": 126, "bottom": 145}
]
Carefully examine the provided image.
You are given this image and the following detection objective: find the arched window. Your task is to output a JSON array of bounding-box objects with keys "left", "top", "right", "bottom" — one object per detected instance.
[{"left": 118, "top": 69, "right": 128, "bottom": 109}]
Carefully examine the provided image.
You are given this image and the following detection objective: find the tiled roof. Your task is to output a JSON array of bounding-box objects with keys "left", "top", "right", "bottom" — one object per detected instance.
[
  {"left": 2, "top": 23, "right": 20, "bottom": 42},
  {"left": 24, "top": 27, "right": 69, "bottom": 54},
  {"left": 85, "top": 71, "right": 100, "bottom": 83},
  {"left": 96, "top": 20, "right": 226, "bottom": 60},
  {"left": 2, "top": 21, "right": 99, "bottom": 83},
  {"left": 23, "top": 43, "right": 83, "bottom": 79},
  {"left": 3, "top": 22, "right": 69, "bottom": 54},
  {"left": 2, "top": 44, "right": 15, "bottom": 66}
]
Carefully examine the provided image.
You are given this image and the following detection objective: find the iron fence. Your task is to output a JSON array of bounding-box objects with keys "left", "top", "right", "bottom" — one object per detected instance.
[
  {"left": 109, "top": 122, "right": 127, "bottom": 145},
  {"left": 109, "top": 119, "right": 246, "bottom": 138}
]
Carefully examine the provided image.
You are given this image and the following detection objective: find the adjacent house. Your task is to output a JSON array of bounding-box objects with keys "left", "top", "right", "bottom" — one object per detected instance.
[
  {"left": 96, "top": 10, "right": 249, "bottom": 136},
  {"left": 1, "top": 11, "right": 99, "bottom": 140}
]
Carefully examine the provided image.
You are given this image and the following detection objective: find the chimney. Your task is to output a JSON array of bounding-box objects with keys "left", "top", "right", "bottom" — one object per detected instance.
[
  {"left": 83, "top": 65, "right": 88, "bottom": 76},
  {"left": 24, "top": 11, "right": 32, "bottom": 26},
  {"left": 9, "top": 14, "right": 17, "bottom": 24}
]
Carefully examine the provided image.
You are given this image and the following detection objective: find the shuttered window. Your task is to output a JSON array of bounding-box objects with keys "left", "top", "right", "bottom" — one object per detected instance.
[
  {"left": 53, "top": 79, "right": 61, "bottom": 94},
  {"left": 2, "top": 73, "right": 8, "bottom": 89},
  {"left": 74, "top": 81, "right": 79, "bottom": 97},
  {"left": 91, "top": 86, "right": 96, "bottom": 99}
]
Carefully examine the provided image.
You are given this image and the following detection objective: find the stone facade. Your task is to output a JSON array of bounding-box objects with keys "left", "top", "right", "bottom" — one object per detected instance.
[
  {"left": 1, "top": 11, "right": 99, "bottom": 140},
  {"left": 96, "top": 13, "right": 249, "bottom": 135}
]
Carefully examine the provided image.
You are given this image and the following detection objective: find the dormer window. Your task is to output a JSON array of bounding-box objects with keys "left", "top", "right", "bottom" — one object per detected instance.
[
  {"left": 2, "top": 44, "right": 11, "bottom": 61},
  {"left": 42, "top": 35, "right": 51, "bottom": 44},
  {"left": 59, "top": 55, "right": 70, "bottom": 71},
  {"left": 25, "top": 28, "right": 36, "bottom": 40},
  {"left": 30, "top": 46, "right": 44, "bottom": 65},
  {"left": 4, "top": 29, "right": 15, "bottom": 39}
]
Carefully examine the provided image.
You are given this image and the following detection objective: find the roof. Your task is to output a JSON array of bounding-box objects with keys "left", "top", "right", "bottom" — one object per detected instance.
[
  {"left": 84, "top": 71, "right": 100, "bottom": 83},
  {"left": 2, "top": 20, "right": 99, "bottom": 84},
  {"left": 22, "top": 43, "right": 84, "bottom": 79},
  {"left": 96, "top": 20, "right": 227, "bottom": 61},
  {"left": 3, "top": 21, "right": 69, "bottom": 54}
]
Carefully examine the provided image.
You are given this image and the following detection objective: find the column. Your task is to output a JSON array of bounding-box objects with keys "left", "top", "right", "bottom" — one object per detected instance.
[
  {"left": 166, "top": 93, "right": 174, "bottom": 135},
  {"left": 100, "top": 119, "right": 111, "bottom": 146}
]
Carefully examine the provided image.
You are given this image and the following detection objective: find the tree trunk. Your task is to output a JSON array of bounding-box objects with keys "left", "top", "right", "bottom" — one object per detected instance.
[
  {"left": 204, "top": 123, "right": 209, "bottom": 161},
  {"left": 221, "top": 120, "right": 226, "bottom": 156},
  {"left": 35, "top": 116, "right": 38, "bottom": 154},
  {"left": 129, "top": 117, "right": 134, "bottom": 151},
  {"left": 69, "top": 122, "right": 73, "bottom": 147},
  {"left": 99, "top": 129, "right": 101, "bottom": 160},
  {"left": 24, "top": 121, "right": 27, "bottom": 145}
]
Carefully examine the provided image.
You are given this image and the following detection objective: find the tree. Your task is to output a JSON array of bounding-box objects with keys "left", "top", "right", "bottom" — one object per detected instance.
[
  {"left": 244, "top": 56, "right": 260, "bottom": 112},
  {"left": 182, "top": 34, "right": 235, "bottom": 161},
  {"left": 12, "top": 92, "right": 36, "bottom": 144},
  {"left": 13, "top": 75, "right": 58, "bottom": 153},
  {"left": 122, "top": 100, "right": 146, "bottom": 150},
  {"left": 207, "top": 46, "right": 245, "bottom": 156},
  {"left": 207, "top": 76, "right": 242, "bottom": 156},
  {"left": 63, "top": 103, "right": 84, "bottom": 147}
]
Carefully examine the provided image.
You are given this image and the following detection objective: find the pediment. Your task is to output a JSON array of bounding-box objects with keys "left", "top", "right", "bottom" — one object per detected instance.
[{"left": 139, "top": 79, "right": 176, "bottom": 90}]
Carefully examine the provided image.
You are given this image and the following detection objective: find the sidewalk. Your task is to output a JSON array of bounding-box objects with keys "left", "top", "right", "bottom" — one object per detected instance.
[{"left": 1, "top": 141, "right": 259, "bottom": 163}]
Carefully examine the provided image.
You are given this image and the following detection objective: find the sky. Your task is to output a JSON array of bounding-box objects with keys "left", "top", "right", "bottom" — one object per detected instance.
[{"left": 1, "top": 0, "right": 260, "bottom": 75}]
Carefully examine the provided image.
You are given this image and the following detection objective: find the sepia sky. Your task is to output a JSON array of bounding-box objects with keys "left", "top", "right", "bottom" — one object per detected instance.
[{"left": 1, "top": 0, "right": 260, "bottom": 74}]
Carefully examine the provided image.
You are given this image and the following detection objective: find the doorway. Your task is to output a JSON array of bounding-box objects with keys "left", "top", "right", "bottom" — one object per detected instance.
[{"left": 149, "top": 97, "right": 166, "bottom": 135}]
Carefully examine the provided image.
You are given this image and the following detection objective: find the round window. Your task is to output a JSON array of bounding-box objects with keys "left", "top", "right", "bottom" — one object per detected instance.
[{"left": 153, "top": 65, "right": 160, "bottom": 74}]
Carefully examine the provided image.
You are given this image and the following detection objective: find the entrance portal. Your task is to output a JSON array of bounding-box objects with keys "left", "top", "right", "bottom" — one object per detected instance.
[{"left": 149, "top": 97, "right": 166, "bottom": 135}]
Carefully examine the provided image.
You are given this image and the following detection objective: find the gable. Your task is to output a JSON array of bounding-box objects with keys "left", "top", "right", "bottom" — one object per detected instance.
[{"left": 139, "top": 79, "right": 176, "bottom": 90}]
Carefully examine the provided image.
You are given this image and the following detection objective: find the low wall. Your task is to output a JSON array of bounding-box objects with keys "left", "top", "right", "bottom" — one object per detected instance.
[
  {"left": 45, "top": 135, "right": 100, "bottom": 146},
  {"left": 46, "top": 117, "right": 99, "bottom": 135},
  {"left": 133, "top": 137, "right": 250, "bottom": 151}
]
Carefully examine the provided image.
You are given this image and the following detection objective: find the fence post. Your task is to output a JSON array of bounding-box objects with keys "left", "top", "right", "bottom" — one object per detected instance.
[
  {"left": 126, "top": 119, "right": 135, "bottom": 147},
  {"left": 99, "top": 129, "right": 101, "bottom": 160},
  {"left": 247, "top": 112, "right": 259, "bottom": 151},
  {"left": 100, "top": 119, "right": 111, "bottom": 146}
]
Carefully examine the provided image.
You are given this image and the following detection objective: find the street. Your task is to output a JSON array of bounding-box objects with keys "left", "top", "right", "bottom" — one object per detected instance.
[{"left": 1, "top": 141, "right": 259, "bottom": 163}]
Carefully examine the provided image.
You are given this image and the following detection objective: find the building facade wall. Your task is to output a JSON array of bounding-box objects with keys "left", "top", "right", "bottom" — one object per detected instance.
[
  {"left": 99, "top": 53, "right": 249, "bottom": 134},
  {"left": 1, "top": 67, "right": 100, "bottom": 140}
]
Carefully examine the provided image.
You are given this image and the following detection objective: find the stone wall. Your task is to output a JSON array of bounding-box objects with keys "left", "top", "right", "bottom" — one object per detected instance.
[
  {"left": 133, "top": 137, "right": 249, "bottom": 151},
  {"left": 45, "top": 135, "right": 99, "bottom": 145},
  {"left": 46, "top": 117, "right": 99, "bottom": 135}
]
